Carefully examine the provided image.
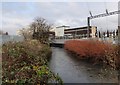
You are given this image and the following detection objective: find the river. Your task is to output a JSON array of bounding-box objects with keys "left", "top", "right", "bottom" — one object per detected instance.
[{"left": 49, "top": 47, "right": 118, "bottom": 83}]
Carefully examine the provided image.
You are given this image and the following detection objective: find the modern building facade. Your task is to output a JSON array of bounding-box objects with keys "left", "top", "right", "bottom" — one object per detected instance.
[
  {"left": 55, "top": 25, "right": 70, "bottom": 37},
  {"left": 49, "top": 25, "right": 97, "bottom": 39},
  {"left": 64, "top": 26, "right": 97, "bottom": 39}
]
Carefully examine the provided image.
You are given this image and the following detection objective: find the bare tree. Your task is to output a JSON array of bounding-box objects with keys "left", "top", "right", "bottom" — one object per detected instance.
[
  {"left": 18, "top": 28, "right": 33, "bottom": 40},
  {"left": 30, "top": 17, "right": 52, "bottom": 44},
  {"left": 18, "top": 17, "right": 52, "bottom": 43}
]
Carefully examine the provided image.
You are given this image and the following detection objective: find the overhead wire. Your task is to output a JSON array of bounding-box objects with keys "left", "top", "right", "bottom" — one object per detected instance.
[
  {"left": 86, "top": 2, "right": 102, "bottom": 38},
  {"left": 104, "top": 0, "right": 109, "bottom": 32},
  {"left": 86, "top": 2, "right": 95, "bottom": 27}
]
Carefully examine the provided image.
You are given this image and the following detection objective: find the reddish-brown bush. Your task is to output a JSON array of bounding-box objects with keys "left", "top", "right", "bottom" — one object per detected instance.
[{"left": 64, "top": 40, "right": 114, "bottom": 65}]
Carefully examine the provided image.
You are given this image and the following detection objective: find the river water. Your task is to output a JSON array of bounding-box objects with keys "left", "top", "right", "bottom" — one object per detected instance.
[{"left": 49, "top": 47, "right": 118, "bottom": 83}]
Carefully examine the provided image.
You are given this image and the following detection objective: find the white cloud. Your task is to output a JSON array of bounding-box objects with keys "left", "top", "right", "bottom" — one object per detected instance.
[
  {"left": 0, "top": 2, "right": 2, "bottom": 31},
  {"left": 54, "top": 17, "right": 87, "bottom": 28},
  {"left": 91, "top": 15, "right": 118, "bottom": 31},
  {"left": 2, "top": 0, "right": 120, "bottom": 2},
  {"left": 2, "top": 15, "right": 33, "bottom": 35},
  {"left": 1, "top": 2, "right": 119, "bottom": 35}
]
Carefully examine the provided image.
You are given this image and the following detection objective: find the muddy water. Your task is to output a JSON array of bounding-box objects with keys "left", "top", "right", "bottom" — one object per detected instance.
[{"left": 49, "top": 47, "right": 118, "bottom": 83}]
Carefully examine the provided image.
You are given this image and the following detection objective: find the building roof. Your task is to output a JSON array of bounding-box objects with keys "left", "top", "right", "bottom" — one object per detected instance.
[{"left": 56, "top": 25, "right": 70, "bottom": 28}]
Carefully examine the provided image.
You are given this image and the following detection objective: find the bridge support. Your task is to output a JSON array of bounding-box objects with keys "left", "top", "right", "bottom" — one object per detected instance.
[{"left": 50, "top": 43, "right": 64, "bottom": 48}]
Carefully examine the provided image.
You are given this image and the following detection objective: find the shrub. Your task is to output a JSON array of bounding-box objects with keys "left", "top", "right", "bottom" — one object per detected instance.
[
  {"left": 105, "top": 44, "right": 120, "bottom": 70},
  {"left": 64, "top": 40, "right": 114, "bottom": 65},
  {"left": 2, "top": 40, "right": 63, "bottom": 84},
  {"left": 114, "top": 44, "right": 120, "bottom": 70}
]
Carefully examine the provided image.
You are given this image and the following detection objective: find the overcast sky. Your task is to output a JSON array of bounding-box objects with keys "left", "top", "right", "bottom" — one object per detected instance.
[{"left": 1, "top": 1, "right": 119, "bottom": 35}]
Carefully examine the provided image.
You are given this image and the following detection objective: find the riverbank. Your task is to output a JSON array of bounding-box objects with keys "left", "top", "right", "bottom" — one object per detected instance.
[
  {"left": 49, "top": 47, "right": 118, "bottom": 83},
  {"left": 2, "top": 40, "right": 62, "bottom": 84},
  {"left": 64, "top": 40, "right": 120, "bottom": 69}
]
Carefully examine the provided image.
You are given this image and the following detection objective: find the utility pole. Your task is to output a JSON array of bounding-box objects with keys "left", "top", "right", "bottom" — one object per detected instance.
[
  {"left": 118, "top": 5, "right": 120, "bottom": 84},
  {"left": 87, "top": 17, "right": 90, "bottom": 38},
  {"left": 118, "top": 3, "right": 120, "bottom": 44},
  {"left": 119, "top": 1, "right": 120, "bottom": 45},
  {"left": 118, "top": 26, "right": 120, "bottom": 44}
]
